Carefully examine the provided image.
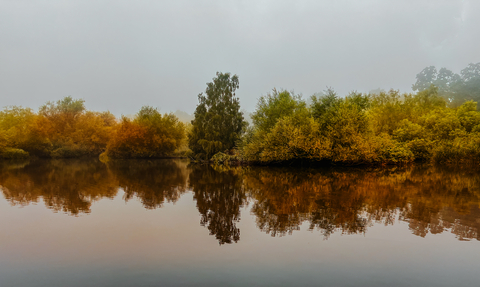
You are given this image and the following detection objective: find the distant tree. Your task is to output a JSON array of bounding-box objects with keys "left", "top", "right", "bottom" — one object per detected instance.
[
  {"left": 173, "top": 110, "right": 194, "bottom": 123},
  {"left": 412, "top": 66, "right": 438, "bottom": 92},
  {"left": 188, "top": 72, "right": 246, "bottom": 159},
  {"left": 459, "top": 63, "right": 480, "bottom": 106},
  {"left": 461, "top": 63, "right": 480, "bottom": 81},
  {"left": 412, "top": 63, "right": 480, "bottom": 107}
]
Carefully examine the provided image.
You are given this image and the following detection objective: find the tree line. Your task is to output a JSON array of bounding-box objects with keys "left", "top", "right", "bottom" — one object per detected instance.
[
  {"left": 1, "top": 63, "right": 480, "bottom": 165},
  {"left": 0, "top": 97, "right": 186, "bottom": 159},
  {"left": 193, "top": 65, "right": 480, "bottom": 165}
]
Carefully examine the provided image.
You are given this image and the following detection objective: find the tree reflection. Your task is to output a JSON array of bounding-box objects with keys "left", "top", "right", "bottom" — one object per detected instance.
[
  {"left": 1, "top": 159, "right": 480, "bottom": 242},
  {"left": 397, "top": 166, "right": 480, "bottom": 240},
  {"left": 243, "top": 165, "right": 480, "bottom": 241},
  {"left": 188, "top": 164, "right": 247, "bottom": 244},
  {"left": 0, "top": 159, "right": 189, "bottom": 215},
  {"left": 107, "top": 159, "right": 188, "bottom": 209},
  {"left": 245, "top": 168, "right": 372, "bottom": 238},
  {"left": 0, "top": 159, "right": 117, "bottom": 215}
]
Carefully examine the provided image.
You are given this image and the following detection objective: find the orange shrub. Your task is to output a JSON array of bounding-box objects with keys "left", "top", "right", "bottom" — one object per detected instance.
[{"left": 105, "top": 106, "right": 185, "bottom": 158}]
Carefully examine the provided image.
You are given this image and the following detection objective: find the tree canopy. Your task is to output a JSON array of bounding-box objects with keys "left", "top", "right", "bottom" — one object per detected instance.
[
  {"left": 106, "top": 106, "right": 185, "bottom": 158},
  {"left": 241, "top": 85, "right": 480, "bottom": 165},
  {"left": 252, "top": 89, "right": 307, "bottom": 133}
]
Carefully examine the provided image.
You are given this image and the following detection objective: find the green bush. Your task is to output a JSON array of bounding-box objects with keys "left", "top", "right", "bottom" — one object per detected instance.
[
  {"left": 374, "top": 136, "right": 414, "bottom": 164},
  {"left": 432, "top": 135, "right": 480, "bottom": 163},
  {"left": 211, "top": 152, "right": 231, "bottom": 164},
  {"left": 243, "top": 115, "right": 331, "bottom": 163},
  {"left": 406, "top": 139, "right": 432, "bottom": 160},
  {"left": 0, "top": 148, "right": 29, "bottom": 159}
]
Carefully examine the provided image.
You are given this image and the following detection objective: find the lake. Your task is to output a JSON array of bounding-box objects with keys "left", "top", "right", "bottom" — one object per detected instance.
[{"left": 0, "top": 159, "right": 479, "bottom": 287}]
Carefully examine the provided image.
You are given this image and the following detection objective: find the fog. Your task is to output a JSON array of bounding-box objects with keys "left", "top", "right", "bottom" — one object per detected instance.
[{"left": 1, "top": 0, "right": 479, "bottom": 116}]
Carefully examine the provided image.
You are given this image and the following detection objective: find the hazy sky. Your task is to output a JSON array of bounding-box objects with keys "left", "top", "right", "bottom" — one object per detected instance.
[{"left": 1, "top": 0, "right": 479, "bottom": 116}]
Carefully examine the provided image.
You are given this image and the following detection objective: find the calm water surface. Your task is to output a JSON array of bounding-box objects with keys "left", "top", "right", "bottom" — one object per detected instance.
[{"left": 0, "top": 159, "right": 479, "bottom": 287}]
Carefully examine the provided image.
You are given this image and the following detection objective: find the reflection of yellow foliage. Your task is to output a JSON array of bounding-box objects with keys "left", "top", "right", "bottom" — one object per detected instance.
[
  {"left": 0, "top": 159, "right": 190, "bottom": 215},
  {"left": 109, "top": 159, "right": 189, "bottom": 209},
  {"left": 0, "top": 159, "right": 118, "bottom": 215},
  {"left": 1, "top": 159, "right": 480, "bottom": 242},
  {"left": 243, "top": 165, "right": 480, "bottom": 240}
]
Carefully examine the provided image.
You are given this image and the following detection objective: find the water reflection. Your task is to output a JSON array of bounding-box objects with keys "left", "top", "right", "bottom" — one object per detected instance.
[
  {"left": 245, "top": 167, "right": 374, "bottom": 238},
  {"left": 0, "top": 159, "right": 117, "bottom": 215},
  {"left": 245, "top": 166, "right": 480, "bottom": 241},
  {"left": 0, "top": 159, "right": 479, "bottom": 242},
  {"left": 189, "top": 165, "right": 247, "bottom": 245},
  {"left": 109, "top": 159, "right": 189, "bottom": 209},
  {"left": 0, "top": 159, "right": 189, "bottom": 214}
]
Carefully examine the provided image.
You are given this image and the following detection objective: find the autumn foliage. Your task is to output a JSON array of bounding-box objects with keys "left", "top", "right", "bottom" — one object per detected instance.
[
  {"left": 0, "top": 97, "right": 185, "bottom": 159},
  {"left": 241, "top": 86, "right": 480, "bottom": 165},
  {"left": 105, "top": 106, "right": 185, "bottom": 158},
  {"left": 2, "top": 65, "right": 480, "bottom": 164}
]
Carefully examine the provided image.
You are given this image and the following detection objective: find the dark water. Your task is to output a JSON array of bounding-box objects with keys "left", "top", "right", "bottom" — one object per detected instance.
[{"left": 1, "top": 159, "right": 479, "bottom": 287}]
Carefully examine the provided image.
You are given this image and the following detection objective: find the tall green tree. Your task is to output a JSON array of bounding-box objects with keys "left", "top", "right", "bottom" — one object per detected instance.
[{"left": 188, "top": 72, "right": 246, "bottom": 159}]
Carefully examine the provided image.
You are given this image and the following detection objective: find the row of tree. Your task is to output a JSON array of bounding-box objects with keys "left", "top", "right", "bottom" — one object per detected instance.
[
  {"left": 190, "top": 64, "right": 480, "bottom": 165},
  {"left": 2, "top": 62, "right": 479, "bottom": 164},
  {"left": 0, "top": 97, "right": 186, "bottom": 159},
  {"left": 240, "top": 86, "right": 480, "bottom": 164}
]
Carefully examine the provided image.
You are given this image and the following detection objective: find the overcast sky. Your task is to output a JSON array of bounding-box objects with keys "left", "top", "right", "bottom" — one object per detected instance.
[{"left": 1, "top": 0, "right": 479, "bottom": 116}]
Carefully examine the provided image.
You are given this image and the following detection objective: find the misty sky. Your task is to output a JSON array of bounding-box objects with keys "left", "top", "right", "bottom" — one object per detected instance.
[{"left": 1, "top": 0, "right": 479, "bottom": 116}]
